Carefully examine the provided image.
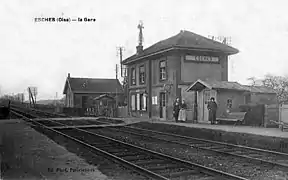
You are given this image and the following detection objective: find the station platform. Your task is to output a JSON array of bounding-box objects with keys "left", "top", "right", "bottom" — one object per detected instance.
[
  {"left": 155, "top": 121, "right": 288, "bottom": 138},
  {"left": 145, "top": 120, "right": 288, "bottom": 153},
  {"left": 0, "top": 119, "right": 108, "bottom": 180}
]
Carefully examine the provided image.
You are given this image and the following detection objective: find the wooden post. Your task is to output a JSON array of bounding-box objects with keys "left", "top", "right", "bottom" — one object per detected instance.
[
  {"left": 279, "top": 104, "right": 282, "bottom": 129},
  {"left": 264, "top": 104, "right": 267, "bottom": 128}
]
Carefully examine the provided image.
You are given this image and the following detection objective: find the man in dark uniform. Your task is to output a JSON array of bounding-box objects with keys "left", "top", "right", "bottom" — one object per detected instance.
[
  {"left": 207, "top": 97, "right": 217, "bottom": 124},
  {"left": 173, "top": 98, "right": 181, "bottom": 123}
]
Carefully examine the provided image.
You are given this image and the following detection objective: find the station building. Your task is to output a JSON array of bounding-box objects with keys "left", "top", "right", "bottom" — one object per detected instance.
[
  {"left": 122, "top": 30, "right": 239, "bottom": 121},
  {"left": 186, "top": 79, "right": 277, "bottom": 123},
  {"left": 63, "top": 73, "right": 124, "bottom": 108}
]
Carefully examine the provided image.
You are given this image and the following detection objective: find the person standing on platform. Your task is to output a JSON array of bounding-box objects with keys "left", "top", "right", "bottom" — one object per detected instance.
[
  {"left": 178, "top": 99, "right": 187, "bottom": 122},
  {"left": 173, "top": 98, "right": 181, "bottom": 123},
  {"left": 207, "top": 97, "right": 218, "bottom": 124}
]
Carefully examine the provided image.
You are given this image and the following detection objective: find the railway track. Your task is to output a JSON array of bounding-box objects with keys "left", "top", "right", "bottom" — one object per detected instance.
[
  {"left": 103, "top": 125, "right": 288, "bottom": 170},
  {"left": 10, "top": 104, "right": 68, "bottom": 118},
  {"left": 10, "top": 108, "right": 248, "bottom": 180}
]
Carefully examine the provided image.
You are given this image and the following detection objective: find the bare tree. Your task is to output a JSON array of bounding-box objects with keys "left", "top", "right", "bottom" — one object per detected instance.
[{"left": 247, "top": 77, "right": 257, "bottom": 86}]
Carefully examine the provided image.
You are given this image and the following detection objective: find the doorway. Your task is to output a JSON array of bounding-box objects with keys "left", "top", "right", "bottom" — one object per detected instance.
[
  {"left": 159, "top": 92, "right": 166, "bottom": 119},
  {"left": 201, "top": 89, "right": 217, "bottom": 122}
]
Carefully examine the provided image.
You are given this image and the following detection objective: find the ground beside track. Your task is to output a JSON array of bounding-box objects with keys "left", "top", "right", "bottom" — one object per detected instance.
[{"left": 0, "top": 120, "right": 147, "bottom": 180}]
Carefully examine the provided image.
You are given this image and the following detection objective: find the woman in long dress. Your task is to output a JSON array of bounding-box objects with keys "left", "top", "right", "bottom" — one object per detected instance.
[{"left": 178, "top": 100, "right": 187, "bottom": 122}]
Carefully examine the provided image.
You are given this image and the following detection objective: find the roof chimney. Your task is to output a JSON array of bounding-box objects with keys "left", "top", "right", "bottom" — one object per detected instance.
[
  {"left": 136, "top": 45, "right": 143, "bottom": 54},
  {"left": 68, "top": 73, "right": 70, "bottom": 78},
  {"left": 137, "top": 21, "right": 144, "bottom": 54}
]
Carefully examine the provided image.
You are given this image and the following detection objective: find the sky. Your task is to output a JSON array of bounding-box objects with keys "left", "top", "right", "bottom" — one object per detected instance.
[{"left": 0, "top": 0, "right": 288, "bottom": 100}]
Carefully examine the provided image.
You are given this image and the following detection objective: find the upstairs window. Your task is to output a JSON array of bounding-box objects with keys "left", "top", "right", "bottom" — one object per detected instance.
[
  {"left": 159, "top": 60, "right": 166, "bottom": 80},
  {"left": 139, "top": 65, "right": 145, "bottom": 84},
  {"left": 131, "top": 68, "right": 136, "bottom": 85}
]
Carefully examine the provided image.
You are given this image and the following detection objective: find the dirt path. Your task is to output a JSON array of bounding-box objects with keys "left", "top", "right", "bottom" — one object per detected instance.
[{"left": 0, "top": 121, "right": 108, "bottom": 180}]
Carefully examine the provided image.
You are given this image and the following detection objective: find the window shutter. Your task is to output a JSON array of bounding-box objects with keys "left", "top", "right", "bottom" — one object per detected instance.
[
  {"left": 137, "top": 94, "right": 140, "bottom": 110},
  {"left": 131, "top": 95, "right": 135, "bottom": 111}
]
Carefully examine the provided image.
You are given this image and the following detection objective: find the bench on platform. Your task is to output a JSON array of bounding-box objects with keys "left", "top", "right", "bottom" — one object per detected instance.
[
  {"left": 216, "top": 112, "right": 247, "bottom": 125},
  {"left": 270, "top": 120, "right": 288, "bottom": 132}
]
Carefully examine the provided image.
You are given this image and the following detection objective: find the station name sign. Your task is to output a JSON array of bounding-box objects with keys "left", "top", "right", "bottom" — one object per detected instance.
[{"left": 185, "top": 55, "right": 219, "bottom": 63}]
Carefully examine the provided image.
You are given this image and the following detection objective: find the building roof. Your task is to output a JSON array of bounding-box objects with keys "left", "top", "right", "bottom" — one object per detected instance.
[
  {"left": 186, "top": 79, "right": 248, "bottom": 92},
  {"left": 122, "top": 30, "right": 239, "bottom": 65},
  {"left": 186, "top": 79, "right": 277, "bottom": 94},
  {"left": 242, "top": 85, "right": 276, "bottom": 94},
  {"left": 63, "top": 77, "right": 124, "bottom": 94},
  {"left": 94, "top": 94, "right": 115, "bottom": 101}
]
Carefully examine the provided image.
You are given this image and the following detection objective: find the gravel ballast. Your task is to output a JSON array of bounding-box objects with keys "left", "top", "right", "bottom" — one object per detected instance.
[
  {"left": 0, "top": 120, "right": 148, "bottom": 180},
  {"left": 86, "top": 126, "right": 288, "bottom": 180},
  {"left": 0, "top": 121, "right": 108, "bottom": 180}
]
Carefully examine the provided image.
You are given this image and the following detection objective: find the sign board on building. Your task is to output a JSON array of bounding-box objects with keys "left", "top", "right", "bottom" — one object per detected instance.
[{"left": 185, "top": 55, "right": 219, "bottom": 63}]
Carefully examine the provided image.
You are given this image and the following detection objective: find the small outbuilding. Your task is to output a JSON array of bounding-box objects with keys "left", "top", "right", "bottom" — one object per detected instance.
[{"left": 186, "top": 79, "right": 277, "bottom": 123}]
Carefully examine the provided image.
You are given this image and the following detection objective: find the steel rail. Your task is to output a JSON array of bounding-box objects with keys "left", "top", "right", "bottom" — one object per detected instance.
[
  {"left": 10, "top": 110, "right": 169, "bottom": 180},
  {"left": 111, "top": 126, "right": 288, "bottom": 169},
  {"left": 11, "top": 109, "right": 248, "bottom": 180}
]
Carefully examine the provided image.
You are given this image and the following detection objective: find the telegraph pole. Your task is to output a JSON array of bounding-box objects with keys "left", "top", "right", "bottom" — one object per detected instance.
[
  {"left": 115, "top": 64, "right": 118, "bottom": 79},
  {"left": 117, "top": 46, "right": 125, "bottom": 77}
]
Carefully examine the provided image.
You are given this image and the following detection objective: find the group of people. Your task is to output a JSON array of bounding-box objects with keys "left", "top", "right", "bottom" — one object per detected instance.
[
  {"left": 173, "top": 98, "right": 187, "bottom": 122},
  {"left": 172, "top": 97, "right": 218, "bottom": 124}
]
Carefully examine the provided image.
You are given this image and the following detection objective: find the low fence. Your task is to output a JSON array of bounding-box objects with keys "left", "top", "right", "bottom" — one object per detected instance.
[
  {"left": 62, "top": 107, "right": 118, "bottom": 117},
  {"left": 279, "top": 104, "right": 288, "bottom": 124},
  {"left": 264, "top": 104, "right": 279, "bottom": 128},
  {"left": 239, "top": 103, "right": 279, "bottom": 127}
]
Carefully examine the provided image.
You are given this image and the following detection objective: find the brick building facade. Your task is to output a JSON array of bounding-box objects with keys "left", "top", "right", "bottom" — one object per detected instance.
[
  {"left": 63, "top": 73, "right": 124, "bottom": 108},
  {"left": 122, "top": 30, "right": 238, "bottom": 120}
]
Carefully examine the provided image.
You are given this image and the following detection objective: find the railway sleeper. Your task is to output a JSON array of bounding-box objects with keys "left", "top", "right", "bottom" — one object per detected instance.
[
  {"left": 196, "top": 176, "right": 219, "bottom": 180},
  {"left": 163, "top": 169, "right": 198, "bottom": 178},
  {"left": 133, "top": 159, "right": 166, "bottom": 165},
  {"left": 275, "top": 159, "right": 288, "bottom": 165},
  {"left": 114, "top": 152, "right": 143, "bottom": 157},
  {"left": 220, "top": 148, "right": 238, "bottom": 153},
  {"left": 121, "top": 154, "right": 150, "bottom": 161},
  {"left": 147, "top": 164, "right": 180, "bottom": 171},
  {"left": 208, "top": 145, "right": 227, "bottom": 150},
  {"left": 105, "top": 149, "right": 130, "bottom": 153},
  {"left": 246, "top": 153, "right": 265, "bottom": 158}
]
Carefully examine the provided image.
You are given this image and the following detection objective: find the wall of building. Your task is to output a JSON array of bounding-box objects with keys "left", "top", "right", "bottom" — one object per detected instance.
[
  {"left": 127, "top": 54, "right": 182, "bottom": 120},
  {"left": 251, "top": 93, "right": 278, "bottom": 105},
  {"left": 126, "top": 51, "right": 230, "bottom": 121},
  {"left": 216, "top": 90, "right": 245, "bottom": 117},
  {"left": 179, "top": 85, "right": 195, "bottom": 120},
  {"left": 127, "top": 59, "right": 149, "bottom": 118},
  {"left": 65, "top": 85, "right": 74, "bottom": 107},
  {"left": 73, "top": 93, "right": 124, "bottom": 108},
  {"left": 150, "top": 54, "right": 181, "bottom": 120},
  {"left": 180, "top": 53, "right": 228, "bottom": 83}
]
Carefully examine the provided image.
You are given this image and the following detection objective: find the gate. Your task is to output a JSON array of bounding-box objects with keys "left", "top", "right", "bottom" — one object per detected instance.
[{"left": 280, "top": 104, "right": 288, "bottom": 124}]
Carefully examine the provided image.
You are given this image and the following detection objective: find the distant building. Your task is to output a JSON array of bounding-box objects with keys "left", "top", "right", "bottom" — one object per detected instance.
[
  {"left": 122, "top": 30, "right": 238, "bottom": 120},
  {"left": 63, "top": 73, "right": 124, "bottom": 108}
]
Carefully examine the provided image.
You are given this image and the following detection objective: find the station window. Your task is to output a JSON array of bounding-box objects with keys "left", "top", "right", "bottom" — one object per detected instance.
[
  {"left": 131, "top": 94, "right": 136, "bottom": 111},
  {"left": 131, "top": 68, "right": 136, "bottom": 85},
  {"left": 227, "top": 99, "right": 232, "bottom": 109},
  {"left": 139, "top": 65, "right": 145, "bottom": 84},
  {"left": 139, "top": 93, "right": 147, "bottom": 111},
  {"left": 159, "top": 60, "right": 166, "bottom": 80}
]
